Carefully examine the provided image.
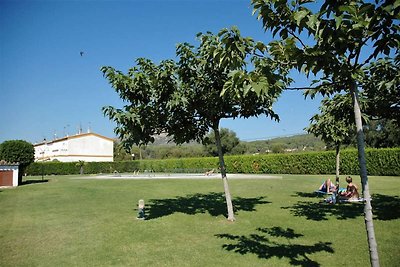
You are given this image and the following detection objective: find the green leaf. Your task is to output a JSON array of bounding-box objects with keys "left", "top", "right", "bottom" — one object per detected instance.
[
  {"left": 338, "top": 5, "right": 355, "bottom": 15},
  {"left": 220, "top": 81, "right": 232, "bottom": 96},
  {"left": 251, "top": 77, "right": 269, "bottom": 97},
  {"left": 293, "top": 9, "right": 309, "bottom": 26},
  {"left": 306, "top": 14, "right": 318, "bottom": 30},
  {"left": 243, "top": 83, "right": 252, "bottom": 97},
  {"left": 335, "top": 15, "right": 343, "bottom": 30},
  {"left": 279, "top": 29, "right": 288, "bottom": 39}
]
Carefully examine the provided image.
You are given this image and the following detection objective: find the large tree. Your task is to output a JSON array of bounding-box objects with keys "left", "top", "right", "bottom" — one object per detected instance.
[
  {"left": 250, "top": 1, "right": 399, "bottom": 265},
  {"left": 101, "top": 27, "right": 289, "bottom": 221}
]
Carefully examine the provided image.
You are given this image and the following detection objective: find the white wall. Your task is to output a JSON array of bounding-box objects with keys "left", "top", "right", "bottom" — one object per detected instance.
[
  {"left": 34, "top": 133, "right": 113, "bottom": 162},
  {"left": 68, "top": 135, "right": 112, "bottom": 157},
  {"left": 35, "top": 139, "right": 68, "bottom": 161}
]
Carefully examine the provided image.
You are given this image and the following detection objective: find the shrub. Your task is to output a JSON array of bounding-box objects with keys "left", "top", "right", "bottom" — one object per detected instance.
[
  {"left": 0, "top": 140, "right": 35, "bottom": 183},
  {"left": 25, "top": 148, "right": 399, "bottom": 176}
]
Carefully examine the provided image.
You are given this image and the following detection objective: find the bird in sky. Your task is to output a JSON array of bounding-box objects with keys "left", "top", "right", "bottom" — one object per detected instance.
[{"left": 80, "top": 51, "right": 84, "bottom": 57}]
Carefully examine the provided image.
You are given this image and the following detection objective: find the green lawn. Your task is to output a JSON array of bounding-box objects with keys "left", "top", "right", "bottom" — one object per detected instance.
[{"left": 0, "top": 174, "right": 399, "bottom": 267}]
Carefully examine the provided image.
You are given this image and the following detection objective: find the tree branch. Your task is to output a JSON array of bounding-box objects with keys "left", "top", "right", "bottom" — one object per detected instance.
[
  {"left": 288, "top": 29, "right": 307, "bottom": 49},
  {"left": 352, "top": 36, "right": 373, "bottom": 69},
  {"left": 284, "top": 87, "right": 314, "bottom": 90},
  {"left": 253, "top": 52, "right": 266, "bottom": 58},
  {"left": 285, "top": 81, "right": 336, "bottom": 91}
]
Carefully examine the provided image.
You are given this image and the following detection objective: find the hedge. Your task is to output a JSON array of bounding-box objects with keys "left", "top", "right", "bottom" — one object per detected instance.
[
  {"left": 224, "top": 148, "right": 399, "bottom": 176},
  {"left": 25, "top": 148, "right": 400, "bottom": 176}
]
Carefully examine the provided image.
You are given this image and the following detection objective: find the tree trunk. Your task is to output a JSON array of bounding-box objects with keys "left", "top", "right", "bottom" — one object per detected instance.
[
  {"left": 214, "top": 125, "right": 235, "bottom": 221},
  {"left": 351, "top": 85, "right": 379, "bottom": 267},
  {"left": 18, "top": 168, "right": 23, "bottom": 185},
  {"left": 335, "top": 144, "right": 340, "bottom": 185}
]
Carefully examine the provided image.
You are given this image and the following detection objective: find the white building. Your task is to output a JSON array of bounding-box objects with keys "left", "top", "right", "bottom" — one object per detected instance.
[{"left": 34, "top": 132, "right": 114, "bottom": 162}]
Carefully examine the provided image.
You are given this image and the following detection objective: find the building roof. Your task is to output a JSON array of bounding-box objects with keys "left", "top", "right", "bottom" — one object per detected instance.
[
  {"left": 0, "top": 160, "right": 19, "bottom": 166},
  {"left": 34, "top": 132, "right": 114, "bottom": 147}
]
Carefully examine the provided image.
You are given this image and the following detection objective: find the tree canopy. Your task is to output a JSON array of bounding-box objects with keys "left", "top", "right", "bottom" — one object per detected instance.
[
  {"left": 0, "top": 140, "right": 34, "bottom": 168},
  {"left": 362, "top": 55, "right": 400, "bottom": 125},
  {"left": 102, "top": 27, "right": 290, "bottom": 221},
  {"left": 101, "top": 27, "right": 289, "bottom": 149},
  {"left": 252, "top": 0, "right": 399, "bottom": 96},
  {"left": 364, "top": 119, "right": 400, "bottom": 148},
  {"left": 0, "top": 140, "right": 35, "bottom": 183}
]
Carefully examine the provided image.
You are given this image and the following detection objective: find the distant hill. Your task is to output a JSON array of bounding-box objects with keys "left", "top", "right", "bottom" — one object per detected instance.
[
  {"left": 150, "top": 133, "right": 325, "bottom": 152},
  {"left": 151, "top": 133, "right": 200, "bottom": 146},
  {"left": 244, "top": 134, "right": 325, "bottom": 153},
  {"left": 152, "top": 133, "right": 173, "bottom": 145},
  {"left": 115, "top": 133, "right": 326, "bottom": 160}
]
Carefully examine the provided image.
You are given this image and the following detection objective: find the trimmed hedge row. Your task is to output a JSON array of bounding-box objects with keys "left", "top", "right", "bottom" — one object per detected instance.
[
  {"left": 25, "top": 161, "right": 141, "bottom": 176},
  {"left": 226, "top": 148, "right": 399, "bottom": 176},
  {"left": 25, "top": 148, "right": 399, "bottom": 176}
]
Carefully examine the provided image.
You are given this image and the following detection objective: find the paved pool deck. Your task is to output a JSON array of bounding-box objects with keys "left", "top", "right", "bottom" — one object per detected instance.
[{"left": 86, "top": 173, "right": 282, "bottom": 180}]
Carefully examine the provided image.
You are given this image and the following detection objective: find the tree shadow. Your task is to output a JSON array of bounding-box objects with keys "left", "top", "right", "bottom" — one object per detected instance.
[
  {"left": 283, "top": 192, "right": 400, "bottom": 221},
  {"left": 372, "top": 194, "right": 400, "bottom": 221},
  {"left": 293, "top": 192, "right": 322, "bottom": 198},
  {"left": 145, "top": 192, "right": 270, "bottom": 220},
  {"left": 282, "top": 200, "right": 364, "bottom": 221},
  {"left": 216, "top": 226, "right": 333, "bottom": 267},
  {"left": 21, "top": 179, "right": 49, "bottom": 186}
]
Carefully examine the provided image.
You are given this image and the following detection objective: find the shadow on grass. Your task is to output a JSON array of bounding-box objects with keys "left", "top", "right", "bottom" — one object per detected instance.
[
  {"left": 372, "top": 194, "right": 400, "bottom": 220},
  {"left": 293, "top": 192, "right": 322, "bottom": 198},
  {"left": 282, "top": 201, "right": 363, "bottom": 221},
  {"left": 216, "top": 226, "right": 333, "bottom": 267},
  {"left": 21, "top": 179, "right": 49, "bottom": 186},
  {"left": 284, "top": 193, "right": 400, "bottom": 221},
  {"left": 145, "top": 192, "right": 270, "bottom": 220}
]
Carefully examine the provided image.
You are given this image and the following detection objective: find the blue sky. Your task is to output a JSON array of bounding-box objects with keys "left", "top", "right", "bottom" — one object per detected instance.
[{"left": 0, "top": 0, "right": 322, "bottom": 144}]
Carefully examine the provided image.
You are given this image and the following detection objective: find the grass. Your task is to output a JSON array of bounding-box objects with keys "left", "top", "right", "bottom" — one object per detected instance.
[{"left": 0, "top": 174, "right": 399, "bottom": 267}]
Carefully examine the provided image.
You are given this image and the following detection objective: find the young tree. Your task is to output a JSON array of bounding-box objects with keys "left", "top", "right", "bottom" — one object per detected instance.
[
  {"left": 0, "top": 140, "right": 35, "bottom": 183},
  {"left": 113, "top": 140, "right": 132, "bottom": 161},
  {"left": 101, "top": 27, "right": 289, "bottom": 221},
  {"left": 75, "top": 160, "right": 87, "bottom": 175},
  {"left": 306, "top": 94, "right": 356, "bottom": 181},
  {"left": 203, "top": 128, "right": 241, "bottom": 156},
  {"left": 251, "top": 1, "right": 399, "bottom": 265}
]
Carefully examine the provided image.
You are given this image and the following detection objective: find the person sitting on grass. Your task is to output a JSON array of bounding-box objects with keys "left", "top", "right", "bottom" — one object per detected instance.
[
  {"left": 205, "top": 169, "right": 215, "bottom": 176},
  {"left": 340, "top": 176, "right": 360, "bottom": 200},
  {"left": 318, "top": 178, "right": 337, "bottom": 194}
]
